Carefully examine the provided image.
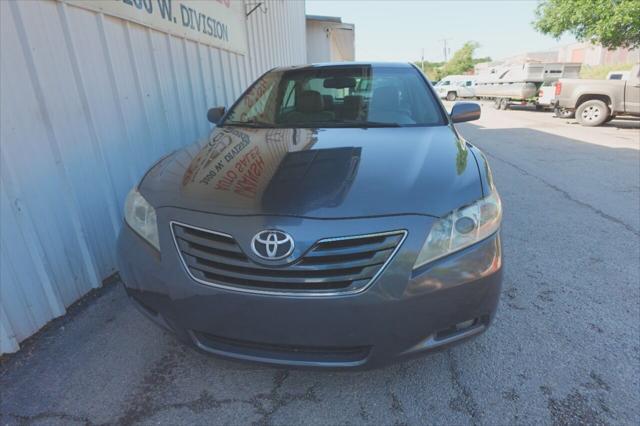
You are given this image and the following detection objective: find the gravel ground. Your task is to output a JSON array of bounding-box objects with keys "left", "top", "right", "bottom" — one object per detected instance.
[{"left": 1, "top": 103, "right": 639, "bottom": 425}]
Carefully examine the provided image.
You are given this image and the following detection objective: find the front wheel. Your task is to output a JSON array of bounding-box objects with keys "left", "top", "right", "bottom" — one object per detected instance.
[
  {"left": 499, "top": 98, "right": 509, "bottom": 110},
  {"left": 576, "top": 100, "right": 609, "bottom": 127},
  {"left": 446, "top": 91, "right": 457, "bottom": 101}
]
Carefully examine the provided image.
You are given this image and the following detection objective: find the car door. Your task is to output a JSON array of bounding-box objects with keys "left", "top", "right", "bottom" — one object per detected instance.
[
  {"left": 624, "top": 67, "right": 640, "bottom": 114},
  {"left": 463, "top": 80, "right": 475, "bottom": 97},
  {"left": 437, "top": 80, "right": 450, "bottom": 97}
]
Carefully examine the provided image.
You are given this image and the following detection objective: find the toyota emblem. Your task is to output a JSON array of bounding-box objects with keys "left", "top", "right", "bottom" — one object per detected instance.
[{"left": 251, "top": 230, "right": 294, "bottom": 260}]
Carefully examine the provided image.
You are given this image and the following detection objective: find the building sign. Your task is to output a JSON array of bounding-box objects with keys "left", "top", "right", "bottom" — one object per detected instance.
[{"left": 61, "top": 0, "right": 247, "bottom": 55}]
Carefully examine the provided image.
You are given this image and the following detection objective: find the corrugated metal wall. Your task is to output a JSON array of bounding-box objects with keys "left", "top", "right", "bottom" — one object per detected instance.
[{"left": 0, "top": 0, "right": 307, "bottom": 354}]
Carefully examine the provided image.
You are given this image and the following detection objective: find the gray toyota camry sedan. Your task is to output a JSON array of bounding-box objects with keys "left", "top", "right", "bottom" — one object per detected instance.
[{"left": 117, "top": 62, "right": 502, "bottom": 369}]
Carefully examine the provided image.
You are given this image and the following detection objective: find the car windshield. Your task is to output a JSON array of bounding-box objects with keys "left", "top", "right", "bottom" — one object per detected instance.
[{"left": 222, "top": 65, "right": 446, "bottom": 128}]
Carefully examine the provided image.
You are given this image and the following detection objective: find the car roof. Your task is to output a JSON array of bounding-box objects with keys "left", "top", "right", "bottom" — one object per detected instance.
[{"left": 271, "top": 62, "right": 415, "bottom": 72}]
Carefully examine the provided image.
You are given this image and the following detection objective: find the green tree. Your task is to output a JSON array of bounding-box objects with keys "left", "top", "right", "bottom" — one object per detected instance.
[
  {"left": 473, "top": 57, "right": 492, "bottom": 65},
  {"left": 533, "top": 0, "right": 640, "bottom": 49},
  {"left": 415, "top": 43, "right": 489, "bottom": 80},
  {"left": 414, "top": 60, "right": 444, "bottom": 80},
  {"left": 438, "top": 42, "right": 480, "bottom": 79}
]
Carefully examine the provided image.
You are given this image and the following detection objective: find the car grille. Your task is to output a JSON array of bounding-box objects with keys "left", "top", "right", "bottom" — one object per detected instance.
[{"left": 171, "top": 222, "right": 406, "bottom": 295}]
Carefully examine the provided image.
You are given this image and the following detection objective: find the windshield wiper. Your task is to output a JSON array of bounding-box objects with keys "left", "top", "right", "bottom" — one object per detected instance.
[
  {"left": 305, "top": 120, "right": 401, "bottom": 128},
  {"left": 223, "top": 119, "right": 401, "bottom": 128},
  {"left": 223, "top": 119, "right": 277, "bottom": 128},
  {"left": 357, "top": 121, "right": 401, "bottom": 128}
]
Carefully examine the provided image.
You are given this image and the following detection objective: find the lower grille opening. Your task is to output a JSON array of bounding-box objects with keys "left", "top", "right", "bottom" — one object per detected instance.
[{"left": 193, "top": 331, "right": 371, "bottom": 364}]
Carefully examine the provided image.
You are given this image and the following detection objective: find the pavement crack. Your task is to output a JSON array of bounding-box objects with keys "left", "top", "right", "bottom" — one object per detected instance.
[
  {"left": 6, "top": 411, "right": 93, "bottom": 426},
  {"left": 484, "top": 150, "right": 640, "bottom": 237},
  {"left": 358, "top": 401, "right": 370, "bottom": 421},
  {"left": 105, "top": 351, "right": 320, "bottom": 426},
  {"left": 548, "top": 388, "right": 610, "bottom": 426},
  {"left": 390, "top": 391, "right": 404, "bottom": 414},
  {"left": 250, "top": 369, "right": 320, "bottom": 426},
  {"left": 114, "top": 342, "right": 186, "bottom": 425},
  {"left": 162, "top": 390, "right": 244, "bottom": 413},
  {"left": 582, "top": 371, "right": 611, "bottom": 392},
  {"left": 447, "top": 349, "right": 482, "bottom": 424}
]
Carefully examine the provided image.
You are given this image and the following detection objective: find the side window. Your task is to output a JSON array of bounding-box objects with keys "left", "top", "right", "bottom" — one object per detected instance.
[
  {"left": 282, "top": 80, "right": 296, "bottom": 109},
  {"left": 356, "top": 78, "right": 371, "bottom": 93},
  {"left": 441, "top": 80, "right": 450, "bottom": 86},
  {"left": 466, "top": 81, "right": 473, "bottom": 86},
  {"left": 245, "top": 84, "right": 276, "bottom": 119},
  {"left": 225, "top": 72, "right": 279, "bottom": 122}
]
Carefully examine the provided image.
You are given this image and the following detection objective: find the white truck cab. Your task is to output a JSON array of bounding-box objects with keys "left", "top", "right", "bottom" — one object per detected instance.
[
  {"left": 435, "top": 75, "right": 476, "bottom": 100},
  {"left": 606, "top": 71, "right": 630, "bottom": 81}
]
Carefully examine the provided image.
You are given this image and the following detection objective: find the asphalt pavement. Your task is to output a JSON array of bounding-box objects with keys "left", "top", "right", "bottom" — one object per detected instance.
[{"left": 1, "top": 103, "right": 639, "bottom": 425}]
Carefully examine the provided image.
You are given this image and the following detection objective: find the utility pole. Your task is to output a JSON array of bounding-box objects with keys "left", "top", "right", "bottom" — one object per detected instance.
[{"left": 439, "top": 38, "right": 451, "bottom": 62}]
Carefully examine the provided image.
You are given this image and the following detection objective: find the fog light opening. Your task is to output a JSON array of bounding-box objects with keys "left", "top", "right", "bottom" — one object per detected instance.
[
  {"left": 435, "top": 318, "right": 479, "bottom": 340},
  {"left": 455, "top": 319, "right": 476, "bottom": 331}
]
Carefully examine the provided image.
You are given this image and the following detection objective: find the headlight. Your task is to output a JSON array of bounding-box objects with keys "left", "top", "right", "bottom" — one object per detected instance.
[
  {"left": 414, "top": 190, "right": 501, "bottom": 269},
  {"left": 124, "top": 188, "right": 160, "bottom": 251}
]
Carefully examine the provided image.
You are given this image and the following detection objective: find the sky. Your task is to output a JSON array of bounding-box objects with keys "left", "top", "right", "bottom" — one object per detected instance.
[{"left": 305, "top": 0, "right": 577, "bottom": 63}]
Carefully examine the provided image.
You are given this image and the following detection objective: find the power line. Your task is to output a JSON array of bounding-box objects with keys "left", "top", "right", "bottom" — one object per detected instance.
[{"left": 439, "top": 38, "right": 452, "bottom": 62}]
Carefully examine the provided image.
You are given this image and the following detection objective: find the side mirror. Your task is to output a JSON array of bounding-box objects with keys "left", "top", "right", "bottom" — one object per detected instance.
[
  {"left": 207, "top": 106, "right": 226, "bottom": 124},
  {"left": 450, "top": 102, "right": 481, "bottom": 123}
]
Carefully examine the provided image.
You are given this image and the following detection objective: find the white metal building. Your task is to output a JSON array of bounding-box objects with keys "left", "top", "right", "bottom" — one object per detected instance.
[
  {"left": 306, "top": 15, "right": 354, "bottom": 63},
  {"left": 0, "top": 0, "right": 307, "bottom": 354}
]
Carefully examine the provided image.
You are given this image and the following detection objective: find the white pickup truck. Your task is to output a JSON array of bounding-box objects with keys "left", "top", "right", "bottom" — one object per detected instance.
[
  {"left": 553, "top": 64, "right": 640, "bottom": 126},
  {"left": 434, "top": 75, "right": 476, "bottom": 101}
]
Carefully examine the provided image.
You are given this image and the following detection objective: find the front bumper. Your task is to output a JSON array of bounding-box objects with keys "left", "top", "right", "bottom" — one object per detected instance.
[{"left": 117, "top": 210, "right": 502, "bottom": 369}]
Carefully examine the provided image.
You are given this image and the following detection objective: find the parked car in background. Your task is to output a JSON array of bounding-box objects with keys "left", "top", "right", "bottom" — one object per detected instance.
[
  {"left": 553, "top": 64, "right": 640, "bottom": 126},
  {"left": 435, "top": 75, "right": 476, "bottom": 100},
  {"left": 117, "top": 62, "right": 503, "bottom": 369}
]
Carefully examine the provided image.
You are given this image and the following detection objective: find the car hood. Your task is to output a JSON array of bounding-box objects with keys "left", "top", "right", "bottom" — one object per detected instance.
[{"left": 140, "top": 126, "right": 482, "bottom": 218}]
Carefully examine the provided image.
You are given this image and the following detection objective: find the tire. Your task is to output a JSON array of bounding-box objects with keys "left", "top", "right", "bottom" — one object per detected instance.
[
  {"left": 499, "top": 98, "right": 509, "bottom": 110},
  {"left": 446, "top": 91, "right": 457, "bottom": 101},
  {"left": 554, "top": 107, "right": 575, "bottom": 119},
  {"left": 535, "top": 104, "right": 544, "bottom": 111},
  {"left": 493, "top": 98, "right": 501, "bottom": 109},
  {"left": 576, "top": 100, "right": 609, "bottom": 127}
]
